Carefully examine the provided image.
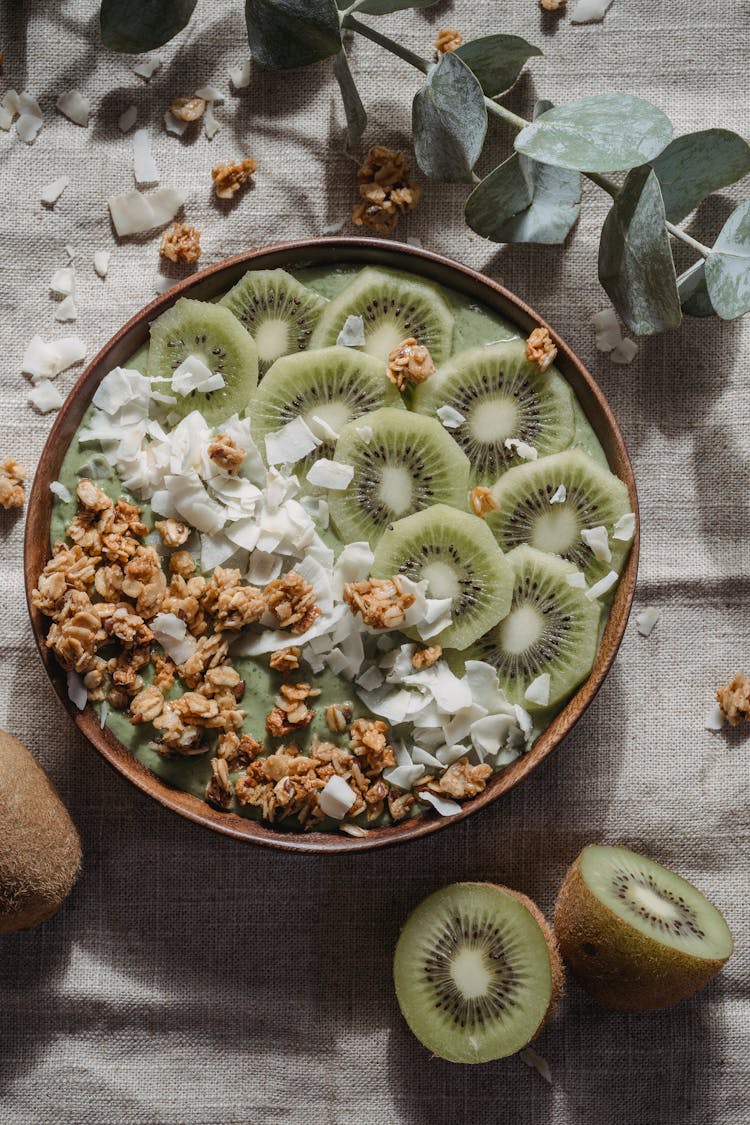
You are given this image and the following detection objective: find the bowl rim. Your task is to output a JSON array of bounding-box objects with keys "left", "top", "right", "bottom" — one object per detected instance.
[{"left": 24, "top": 236, "right": 639, "bottom": 854}]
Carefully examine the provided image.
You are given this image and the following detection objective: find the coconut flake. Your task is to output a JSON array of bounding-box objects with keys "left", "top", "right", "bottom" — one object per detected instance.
[
  {"left": 550, "top": 484, "right": 567, "bottom": 504},
  {"left": 586, "top": 570, "right": 618, "bottom": 600},
  {"left": 331, "top": 541, "right": 374, "bottom": 598},
  {"left": 165, "top": 471, "right": 225, "bottom": 534},
  {"left": 265, "top": 416, "right": 320, "bottom": 466},
  {"left": 204, "top": 103, "right": 221, "bottom": 140},
  {"left": 403, "top": 662, "right": 473, "bottom": 713},
  {"left": 581, "top": 525, "right": 611, "bottom": 562},
  {"left": 354, "top": 423, "right": 373, "bottom": 443},
  {"left": 704, "top": 703, "right": 725, "bottom": 732},
  {"left": 336, "top": 315, "right": 366, "bottom": 348},
  {"left": 612, "top": 512, "right": 635, "bottom": 541},
  {"left": 338, "top": 822, "right": 368, "bottom": 838},
  {"left": 133, "top": 128, "right": 159, "bottom": 186},
  {"left": 520, "top": 1047, "right": 553, "bottom": 1084},
  {"left": 610, "top": 338, "right": 639, "bottom": 365},
  {"left": 56, "top": 90, "right": 90, "bottom": 127},
  {"left": 195, "top": 84, "right": 224, "bottom": 103},
  {"left": 525, "top": 672, "right": 551, "bottom": 707},
  {"left": 99, "top": 700, "right": 110, "bottom": 729},
  {"left": 318, "top": 775, "right": 358, "bottom": 819},
  {"left": 505, "top": 437, "right": 538, "bottom": 461},
  {"left": 28, "top": 381, "right": 63, "bottom": 413},
  {"left": 0, "top": 105, "right": 13, "bottom": 131},
  {"left": 356, "top": 665, "right": 384, "bottom": 692},
  {"left": 229, "top": 60, "right": 252, "bottom": 89},
  {"left": 306, "top": 459, "right": 353, "bottom": 490},
  {"left": 571, "top": 0, "right": 614, "bottom": 22},
  {"left": 108, "top": 187, "right": 185, "bottom": 237},
  {"left": 66, "top": 669, "right": 88, "bottom": 711},
  {"left": 50, "top": 267, "right": 75, "bottom": 297},
  {"left": 566, "top": 570, "right": 587, "bottom": 589},
  {"left": 22, "top": 335, "right": 62, "bottom": 379},
  {"left": 308, "top": 414, "right": 340, "bottom": 443},
  {"left": 151, "top": 612, "right": 198, "bottom": 665},
  {"left": 55, "top": 295, "right": 78, "bottom": 322},
  {"left": 133, "top": 54, "right": 162, "bottom": 80},
  {"left": 383, "top": 763, "right": 426, "bottom": 790},
  {"left": 93, "top": 250, "right": 110, "bottom": 279},
  {"left": 595, "top": 328, "right": 621, "bottom": 353},
  {"left": 164, "top": 110, "right": 190, "bottom": 137},
  {"left": 470, "top": 713, "right": 518, "bottom": 759},
  {"left": 636, "top": 607, "right": 660, "bottom": 637},
  {"left": 436, "top": 404, "right": 465, "bottom": 429},
  {"left": 171, "top": 354, "right": 224, "bottom": 395},
  {"left": 16, "top": 113, "right": 43, "bottom": 143},
  {"left": 49, "top": 480, "right": 72, "bottom": 503},
  {"left": 418, "top": 791, "right": 462, "bottom": 816},
  {"left": 118, "top": 104, "right": 138, "bottom": 133},
  {"left": 40, "top": 176, "right": 69, "bottom": 206}
]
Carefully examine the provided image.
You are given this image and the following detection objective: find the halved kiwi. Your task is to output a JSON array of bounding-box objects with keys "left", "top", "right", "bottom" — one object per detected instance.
[
  {"left": 488, "top": 448, "right": 632, "bottom": 584},
  {"left": 147, "top": 297, "right": 258, "bottom": 424},
  {"left": 555, "top": 845, "right": 734, "bottom": 1010},
  {"left": 393, "top": 882, "right": 563, "bottom": 1064},
  {"left": 413, "top": 341, "right": 575, "bottom": 485},
  {"left": 328, "top": 407, "right": 470, "bottom": 546},
  {"left": 371, "top": 504, "right": 513, "bottom": 650},
  {"left": 458, "top": 544, "right": 601, "bottom": 709},
  {"left": 219, "top": 268, "right": 326, "bottom": 376},
  {"left": 310, "top": 266, "right": 455, "bottom": 364},
  {"left": 250, "top": 346, "right": 404, "bottom": 476}
]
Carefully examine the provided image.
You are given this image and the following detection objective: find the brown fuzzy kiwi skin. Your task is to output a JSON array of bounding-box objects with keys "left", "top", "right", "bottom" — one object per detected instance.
[
  {"left": 0, "top": 730, "right": 82, "bottom": 935},
  {"left": 554, "top": 855, "right": 732, "bottom": 1011}
]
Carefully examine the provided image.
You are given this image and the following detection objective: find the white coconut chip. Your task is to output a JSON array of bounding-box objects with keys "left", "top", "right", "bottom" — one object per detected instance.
[
  {"left": 406, "top": 235, "right": 424, "bottom": 248},
  {"left": 49, "top": 480, "right": 72, "bottom": 503},
  {"left": 704, "top": 703, "right": 725, "bottom": 732},
  {"left": 470, "top": 713, "right": 518, "bottom": 759},
  {"left": 151, "top": 612, "right": 198, "bottom": 666},
  {"left": 1, "top": 90, "right": 21, "bottom": 115},
  {"left": 133, "top": 128, "right": 160, "bottom": 186},
  {"left": 566, "top": 570, "right": 587, "bottom": 589},
  {"left": 549, "top": 484, "right": 567, "bottom": 504},
  {"left": 436, "top": 743, "right": 469, "bottom": 767},
  {"left": 133, "top": 54, "right": 162, "bottom": 80},
  {"left": 54, "top": 295, "right": 78, "bottom": 322},
  {"left": 306, "top": 459, "right": 353, "bottom": 490},
  {"left": 436, "top": 404, "right": 465, "bottom": 429},
  {"left": 592, "top": 308, "right": 622, "bottom": 352},
  {"left": 16, "top": 114, "right": 43, "bottom": 143},
  {"left": 28, "top": 381, "right": 64, "bottom": 413},
  {"left": 195, "top": 85, "right": 224, "bottom": 103},
  {"left": 612, "top": 512, "right": 635, "bottom": 541},
  {"left": 321, "top": 220, "right": 345, "bottom": 236},
  {"left": 108, "top": 187, "right": 185, "bottom": 237},
  {"left": 66, "top": 669, "right": 88, "bottom": 711},
  {"left": 505, "top": 437, "right": 538, "bottom": 461},
  {"left": 418, "top": 791, "right": 462, "bottom": 816},
  {"left": 50, "top": 267, "right": 75, "bottom": 297},
  {"left": 265, "top": 416, "right": 320, "bottom": 466},
  {"left": 93, "top": 250, "right": 110, "bottom": 279},
  {"left": 229, "top": 60, "right": 252, "bottom": 89},
  {"left": 571, "top": 0, "right": 614, "bottom": 22},
  {"left": 525, "top": 672, "right": 551, "bottom": 707},
  {"left": 338, "top": 822, "right": 368, "bottom": 838},
  {"left": 520, "top": 1047, "right": 553, "bottom": 1084},
  {"left": 610, "top": 338, "right": 639, "bottom": 365},
  {"left": 595, "top": 328, "right": 620, "bottom": 353},
  {"left": 336, "top": 315, "right": 366, "bottom": 348},
  {"left": 581, "top": 525, "right": 611, "bottom": 562},
  {"left": 22, "top": 335, "right": 61, "bottom": 379},
  {"left": 308, "top": 414, "right": 340, "bottom": 443},
  {"left": 204, "top": 103, "right": 221, "bottom": 140},
  {"left": 331, "top": 541, "right": 374, "bottom": 598},
  {"left": 99, "top": 700, "right": 110, "bottom": 729},
  {"left": 40, "top": 176, "right": 69, "bottom": 206},
  {"left": 383, "top": 763, "right": 426, "bottom": 791},
  {"left": 354, "top": 423, "right": 373, "bottom": 443},
  {"left": 403, "top": 662, "right": 473, "bottom": 713},
  {"left": 356, "top": 665, "right": 384, "bottom": 692},
  {"left": 0, "top": 105, "right": 13, "bottom": 131},
  {"left": 56, "top": 90, "right": 90, "bottom": 127},
  {"left": 318, "top": 775, "right": 358, "bottom": 819},
  {"left": 118, "top": 104, "right": 138, "bottom": 133},
  {"left": 171, "top": 354, "right": 224, "bottom": 395},
  {"left": 586, "top": 570, "right": 618, "bottom": 600},
  {"left": 636, "top": 607, "right": 661, "bottom": 637},
  {"left": 411, "top": 745, "right": 443, "bottom": 770},
  {"left": 164, "top": 110, "right": 190, "bottom": 137}
]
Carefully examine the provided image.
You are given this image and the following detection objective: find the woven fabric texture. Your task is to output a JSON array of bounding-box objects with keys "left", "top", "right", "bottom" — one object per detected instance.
[{"left": 0, "top": 2, "right": 748, "bottom": 1122}]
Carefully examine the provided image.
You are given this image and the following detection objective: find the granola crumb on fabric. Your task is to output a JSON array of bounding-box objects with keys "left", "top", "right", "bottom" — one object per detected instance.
[
  {"left": 0, "top": 458, "right": 27, "bottom": 509},
  {"left": 160, "top": 222, "right": 202, "bottom": 264},
  {"left": 716, "top": 671, "right": 750, "bottom": 726},
  {"left": 352, "top": 145, "right": 421, "bottom": 236},
  {"left": 387, "top": 338, "right": 436, "bottom": 392},
  {"left": 434, "top": 28, "right": 463, "bottom": 53},
  {"left": 211, "top": 157, "right": 257, "bottom": 199},
  {"left": 525, "top": 326, "right": 558, "bottom": 372},
  {"left": 469, "top": 485, "right": 498, "bottom": 519},
  {"left": 541, "top": 0, "right": 566, "bottom": 10}
]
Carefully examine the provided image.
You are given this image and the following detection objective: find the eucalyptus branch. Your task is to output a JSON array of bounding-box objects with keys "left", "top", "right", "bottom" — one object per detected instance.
[
  {"left": 664, "top": 222, "right": 710, "bottom": 259},
  {"left": 342, "top": 14, "right": 428, "bottom": 74}
]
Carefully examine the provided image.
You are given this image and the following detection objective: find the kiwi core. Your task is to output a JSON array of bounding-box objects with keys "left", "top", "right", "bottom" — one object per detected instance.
[
  {"left": 451, "top": 946, "right": 493, "bottom": 998},
  {"left": 305, "top": 401, "right": 352, "bottom": 438},
  {"left": 530, "top": 507, "right": 579, "bottom": 554},
  {"left": 499, "top": 604, "right": 544, "bottom": 655},
  {"left": 470, "top": 396, "right": 520, "bottom": 443},
  {"left": 364, "top": 321, "right": 408, "bottom": 360},
  {"left": 422, "top": 560, "right": 461, "bottom": 599},
  {"left": 255, "top": 318, "right": 292, "bottom": 361},
  {"left": 378, "top": 465, "right": 414, "bottom": 516}
]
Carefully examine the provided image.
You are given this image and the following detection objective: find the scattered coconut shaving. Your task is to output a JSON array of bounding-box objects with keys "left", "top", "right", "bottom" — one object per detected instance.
[
  {"left": 40, "top": 176, "right": 69, "bottom": 206},
  {"left": 133, "top": 128, "right": 159, "bottom": 186},
  {"left": 566, "top": 571, "right": 587, "bottom": 590},
  {"left": 581, "top": 525, "right": 611, "bottom": 562},
  {"left": 586, "top": 570, "right": 618, "bottom": 600},
  {"left": 571, "top": 0, "right": 614, "bottom": 22},
  {"left": 22, "top": 335, "right": 86, "bottom": 380},
  {"left": 133, "top": 55, "right": 162, "bottom": 80},
  {"left": 265, "top": 416, "right": 321, "bottom": 466},
  {"left": 612, "top": 512, "right": 635, "bottom": 541},
  {"left": 28, "top": 381, "right": 63, "bottom": 413},
  {"left": 16, "top": 113, "right": 43, "bottom": 144},
  {"left": 49, "top": 480, "right": 72, "bottom": 503},
  {"left": 436, "top": 404, "right": 465, "bottom": 429},
  {"left": 93, "top": 250, "right": 110, "bottom": 279},
  {"left": 203, "top": 103, "right": 221, "bottom": 140},
  {"left": 118, "top": 105, "right": 138, "bottom": 133},
  {"left": 611, "top": 338, "right": 639, "bottom": 365},
  {"left": 55, "top": 295, "right": 78, "bottom": 322},
  {"left": 50, "top": 267, "right": 75, "bottom": 297},
  {"left": 524, "top": 672, "right": 551, "bottom": 707},
  {"left": 66, "top": 669, "right": 88, "bottom": 711},
  {"left": 418, "top": 790, "right": 462, "bottom": 816},
  {"left": 318, "top": 775, "right": 358, "bottom": 818},
  {"left": 550, "top": 484, "right": 567, "bottom": 504},
  {"left": 704, "top": 702, "right": 725, "bottom": 732},
  {"left": 520, "top": 1047, "right": 553, "bottom": 1084},
  {"left": 229, "top": 61, "right": 252, "bottom": 89},
  {"left": 636, "top": 607, "right": 660, "bottom": 637},
  {"left": 56, "top": 90, "right": 90, "bottom": 127},
  {"left": 306, "top": 459, "right": 353, "bottom": 490},
  {"left": 108, "top": 187, "right": 185, "bottom": 237}
]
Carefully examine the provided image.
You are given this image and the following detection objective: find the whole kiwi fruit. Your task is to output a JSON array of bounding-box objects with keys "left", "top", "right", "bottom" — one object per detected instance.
[{"left": 0, "top": 730, "right": 81, "bottom": 934}]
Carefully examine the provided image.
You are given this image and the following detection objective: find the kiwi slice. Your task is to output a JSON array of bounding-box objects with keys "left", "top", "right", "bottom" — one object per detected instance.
[
  {"left": 147, "top": 297, "right": 259, "bottom": 424},
  {"left": 219, "top": 268, "right": 326, "bottom": 376},
  {"left": 555, "top": 845, "right": 734, "bottom": 1010},
  {"left": 487, "top": 448, "right": 632, "bottom": 584},
  {"left": 251, "top": 346, "right": 404, "bottom": 475},
  {"left": 328, "top": 407, "right": 470, "bottom": 547},
  {"left": 393, "top": 882, "right": 563, "bottom": 1064},
  {"left": 310, "top": 267, "right": 455, "bottom": 364},
  {"left": 371, "top": 504, "right": 513, "bottom": 650},
  {"left": 459, "top": 544, "right": 601, "bottom": 709},
  {"left": 413, "top": 341, "right": 575, "bottom": 486}
]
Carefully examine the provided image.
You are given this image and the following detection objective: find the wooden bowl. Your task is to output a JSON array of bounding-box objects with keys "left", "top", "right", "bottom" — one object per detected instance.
[{"left": 25, "top": 238, "right": 639, "bottom": 853}]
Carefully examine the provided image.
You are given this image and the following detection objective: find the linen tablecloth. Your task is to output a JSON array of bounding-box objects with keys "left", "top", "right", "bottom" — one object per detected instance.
[{"left": 1, "top": 2, "right": 748, "bottom": 1121}]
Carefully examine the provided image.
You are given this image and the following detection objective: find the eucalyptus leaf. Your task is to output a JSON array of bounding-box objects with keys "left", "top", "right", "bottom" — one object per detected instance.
[
  {"left": 515, "top": 94, "right": 672, "bottom": 173},
  {"left": 704, "top": 200, "right": 750, "bottom": 319},
  {"left": 245, "top": 0, "right": 341, "bottom": 69},
  {"left": 333, "top": 50, "right": 367, "bottom": 148},
  {"left": 100, "top": 0, "right": 196, "bottom": 52},
  {"left": 342, "top": 0, "right": 439, "bottom": 12},
  {"left": 650, "top": 130, "right": 750, "bottom": 223},
  {"left": 598, "top": 166, "right": 682, "bottom": 334},
  {"left": 453, "top": 34, "right": 542, "bottom": 97},
  {"left": 412, "top": 53, "right": 487, "bottom": 183},
  {"left": 677, "top": 260, "right": 716, "bottom": 318}
]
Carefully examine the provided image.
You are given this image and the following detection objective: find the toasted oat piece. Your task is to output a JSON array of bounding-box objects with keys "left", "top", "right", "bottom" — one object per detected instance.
[
  {"left": 352, "top": 145, "right": 421, "bottom": 236},
  {"left": 205, "top": 757, "right": 233, "bottom": 809},
  {"left": 412, "top": 645, "right": 442, "bottom": 671},
  {"left": 426, "top": 758, "right": 492, "bottom": 799},
  {"left": 160, "top": 222, "right": 201, "bottom": 264},
  {"left": 208, "top": 433, "right": 245, "bottom": 473},
  {"left": 0, "top": 457, "right": 26, "bottom": 510},
  {"left": 154, "top": 518, "right": 191, "bottom": 547},
  {"left": 212, "top": 157, "right": 257, "bottom": 200},
  {"left": 170, "top": 95, "right": 206, "bottom": 122},
  {"left": 469, "top": 485, "right": 499, "bottom": 519},
  {"left": 525, "top": 326, "right": 558, "bottom": 372},
  {"left": 270, "top": 646, "right": 301, "bottom": 674},
  {"left": 434, "top": 28, "right": 463, "bottom": 54},
  {"left": 716, "top": 671, "right": 750, "bottom": 726},
  {"left": 325, "top": 701, "right": 354, "bottom": 734},
  {"left": 387, "top": 338, "right": 435, "bottom": 392},
  {"left": 264, "top": 571, "right": 321, "bottom": 635}
]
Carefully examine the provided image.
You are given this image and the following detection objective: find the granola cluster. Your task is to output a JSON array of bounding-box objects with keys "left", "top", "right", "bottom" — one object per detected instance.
[
  {"left": 412, "top": 645, "right": 442, "bottom": 670},
  {"left": 208, "top": 433, "right": 245, "bottom": 473},
  {"left": 0, "top": 457, "right": 26, "bottom": 510},
  {"left": 266, "top": 681, "right": 320, "bottom": 737},
  {"left": 386, "top": 337, "right": 436, "bottom": 392},
  {"left": 212, "top": 157, "right": 257, "bottom": 200},
  {"left": 434, "top": 28, "right": 463, "bottom": 54},
  {"left": 264, "top": 571, "right": 321, "bottom": 634},
  {"left": 525, "top": 326, "right": 558, "bottom": 373},
  {"left": 343, "top": 577, "right": 416, "bottom": 630},
  {"left": 469, "top": 485, "right": 499, "bottom": 519},
  {"left": 160, "top": 222, "right": 202, "bottom": 264},
  {"left": 170, "top": 95, "right": 206, "bottom": 122},
  {"left": 352, "top": 145, "right": 421, "bottom": 236},
  {"left": 717, "top": 671, "right": 750, "bottom": 726}
]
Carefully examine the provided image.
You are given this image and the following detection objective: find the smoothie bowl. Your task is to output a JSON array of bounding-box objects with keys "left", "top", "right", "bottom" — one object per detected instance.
[{"left": 25, "top": 238, "right": 638, "bottom": 853}]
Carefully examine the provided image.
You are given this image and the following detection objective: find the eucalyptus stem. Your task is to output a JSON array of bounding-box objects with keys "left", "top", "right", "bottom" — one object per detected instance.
[
  {"left": 665, "top": 221, "right": 710, "bottom": 258},
  {"left": 343, "top": 14, "right": 428, "bottom": 74}
]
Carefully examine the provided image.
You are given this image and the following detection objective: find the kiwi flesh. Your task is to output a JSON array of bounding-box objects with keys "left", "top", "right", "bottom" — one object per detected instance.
[
  {"left": 393, "top": 882, "right": 563, "bottom": 1064},
  {"left": 147, "top": 297, "right": 259, "bottom": 424},
  {"left": 459, "top": 544, "right": 601, "bottom": 709},
  {"left": 219, "top": 268, "right": 327, "bottom": 376},
  {"left": 488, "top": 448, "right": 632, "bottom": 584},
  {"left": 310, "top": 266, "right": 455, "bottom": 365},
  {"left": 328, "top": 407, "right": 470, "bottom": 547},
  {"left": 0, "top": 730, "right": 81, "bottom": 934},
  {"left": 554, "top": 845, "right": 733, "bottom": 1010},
  {"left": 371, "top": 504, "right": 513, "bottom": 650},
  {"left": 251, "top": 346, "right": 404, "bottom": 476},
  {"left": 413, "top": 341, "right": 575, "bottom": 486}
]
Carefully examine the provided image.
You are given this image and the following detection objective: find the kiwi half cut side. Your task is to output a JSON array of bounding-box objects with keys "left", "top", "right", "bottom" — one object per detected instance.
[
  {"left": 459, "top": 544, "right": 601, "bottom": 709},
  {"left": 328, "top": 407, "right": 470, "bottom": 547},
  {"left": 251, "top": 346, "right": 404, "bottom": 475},
  {"left": 219, "top": 268, "right": 327, "bottom": 376},
  {"left": 147, "top": 297, "right": 259, "bottom": 424},
  {"left": 393, "top": 882, "right": 563, "bottom": 1064},
  {"left": 488, "top": 448, "right": 632, "bottom": 584},
  {"left": 554, "top": 845, "right": 734, "bottom": 1010},
  {"left": 413, "top": 341, "right": 575, "bottom": 486},
  {"left": 371, "top": 504, "right": 513, "bottom": 650},
  {"left": 310, "top": 266, "right": 455, "bottom": 364}
]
